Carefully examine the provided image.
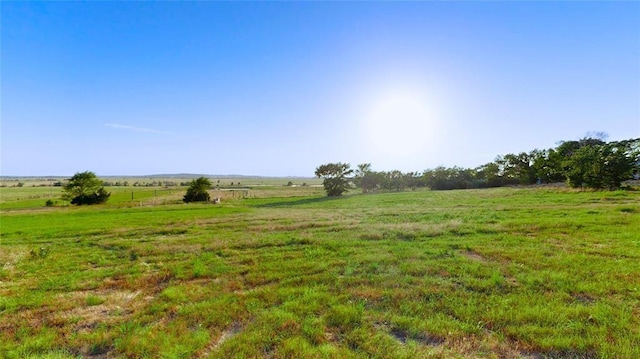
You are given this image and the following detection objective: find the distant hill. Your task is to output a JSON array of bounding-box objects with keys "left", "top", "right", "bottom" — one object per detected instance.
[
  {"left": 1, "top": 174, "right": 315, "bottom": 180},
  {"left": 139, "top": 174, "right": 314, "bottom": 179}
]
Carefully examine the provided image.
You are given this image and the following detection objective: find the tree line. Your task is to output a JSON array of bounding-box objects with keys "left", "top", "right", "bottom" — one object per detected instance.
[
  {"left": 55, "top": 136, "right": 639, "bottom": 205},
  {"left": 316, "top": 137, "right": 640, "bottom": 196}
]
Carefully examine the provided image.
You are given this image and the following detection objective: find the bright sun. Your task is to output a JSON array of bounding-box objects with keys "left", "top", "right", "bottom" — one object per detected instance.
[{"left": 361, "top": 88, "right": 439, "bottom": 159}]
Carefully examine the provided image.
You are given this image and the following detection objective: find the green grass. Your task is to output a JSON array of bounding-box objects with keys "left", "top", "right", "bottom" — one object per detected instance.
[{"left": 1, "top": 186, "right": 639, "bottom": 358}]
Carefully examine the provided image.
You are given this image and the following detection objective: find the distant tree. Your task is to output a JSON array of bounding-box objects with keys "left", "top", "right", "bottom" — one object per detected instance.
[
  {"left": 403, "top": 171, "right": 425, "bottom": 190},
  {"left": 599, "top": 141, "right": 637, "bottom": 190},
  {"left": 476, "top": 161, "right": 505, "bottom": 187},
  {"left": 354, "top": 163, "right": 381, "bottom": 193},
  {"left": 556, "top": 137, "right": 606, "bottom": 160},
  {"left": 315, "top": 162, "right": 353, "bottom": 196},
  {"left": 555, "top": 140, "right": 581, "bottom": 162},
  {"left": 532, "top": 149, "right": 565, "bottom": 184},
  {"left": 501, "top": 152, "right": 537, "bottom": 185},
  {"left": 388, "top": 170, "right": 406, "bottom": 191},
  {"left": 353, "top": 163, "right": 368, "bottom": 188},
  {"left": 559, "top": 137, "right": 635, "bottom": 190},
  {"left": 422, "top": 166, "right": 475, "bottom": 190},
  {"left": 564, "top": 145, "right": 600, "bottom": 189},
  {"left": 183, "top": 177, "right": 212, "bottom": 203},
  {"left": 63, "top": 171, "right": 111, "bottom": 205}
]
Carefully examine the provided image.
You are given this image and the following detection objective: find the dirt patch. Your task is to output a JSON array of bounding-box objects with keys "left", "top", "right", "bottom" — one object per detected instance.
[
  {"left": 390, "top": 328, "right": 445, "bottom": 346},
  {"left": 571, "top": 292, "right": 597, "bottom": 305},
  {"left": 0, "top": 248, "right": 28, "bottom": 274},
  {"left": 521, "top": 349, "right": 599, "bottom": 359},
  {"left": 373, "top": 220, "right": 464, "bottom": 238},
  {"left": 249, "top": 221, "right": 332, "bottom": 233},
  {"left": 197, "top": 321, "right": 244, "bottom": 358},
  {"left": 374, "top": 321, "right": 445, "bottom": 347},
  {"left": 462, "top": 250, "right": 488, "bottom": 263},
  {"left": 56, "top": 289, "right": 147, "bottom": 333}
]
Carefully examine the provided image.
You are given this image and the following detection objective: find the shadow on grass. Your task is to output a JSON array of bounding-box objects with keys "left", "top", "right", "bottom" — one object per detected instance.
[{"left": 256, "top": 196, "right": 344, "bottom": 208}]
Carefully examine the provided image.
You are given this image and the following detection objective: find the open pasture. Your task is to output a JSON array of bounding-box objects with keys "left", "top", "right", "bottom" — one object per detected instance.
[{"left": 1, "top": 186, "right": 639, "bottom": 358}]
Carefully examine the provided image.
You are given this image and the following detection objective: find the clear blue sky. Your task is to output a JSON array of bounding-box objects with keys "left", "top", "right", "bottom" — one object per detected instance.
[{"left": 2, "top": 2, "right": 639, "bottom": 176}]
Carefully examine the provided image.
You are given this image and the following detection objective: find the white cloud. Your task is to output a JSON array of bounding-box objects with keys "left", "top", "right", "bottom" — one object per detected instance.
[{"left": 105, "top": 123, "right": 172, "bottom": 135}]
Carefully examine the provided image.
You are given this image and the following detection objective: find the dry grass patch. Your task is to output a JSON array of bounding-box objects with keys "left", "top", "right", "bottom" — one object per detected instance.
[
  {"left": 197, "top": 321, "right": 244, "bottom": 358},
  {"left": 55, "top": 289, "right": 148, "bottom": 333},
  {"left": 461, "top": 250, "right": 488, "bottom": 263},
  {"left": 0, "top": 248, "right": 29, "bottom": 285},
  {"left": 359, "top": 219, "right": 465, "bottom": 241}
]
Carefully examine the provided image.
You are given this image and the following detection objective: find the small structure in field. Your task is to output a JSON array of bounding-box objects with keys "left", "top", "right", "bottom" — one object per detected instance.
[{"left": 219, "top": 188, "right": 250, "bottom": 198}]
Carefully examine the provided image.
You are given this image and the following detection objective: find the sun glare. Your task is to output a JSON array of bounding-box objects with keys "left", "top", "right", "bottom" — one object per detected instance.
[{"left": 361, "top": 88, "right": 440, "bottom": 160}]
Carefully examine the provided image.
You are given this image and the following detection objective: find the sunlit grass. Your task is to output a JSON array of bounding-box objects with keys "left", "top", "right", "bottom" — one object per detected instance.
[{"left": 1, "top": 186, "right": 639, "bottom": 357}]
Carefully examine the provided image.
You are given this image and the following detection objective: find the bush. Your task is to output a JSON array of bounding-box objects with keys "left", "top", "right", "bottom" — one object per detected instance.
[
  {"left": 63, "top": 171, "right": 111, "bottom": 205},
  {"left": 70, "top": 188, "right": 111, "bottom": 205},
  {"left": 315, "top": 163, "right": 353, "bottom": 197},
  {"left": 183, "top": 177, "right": 212, "bottom": 203}
]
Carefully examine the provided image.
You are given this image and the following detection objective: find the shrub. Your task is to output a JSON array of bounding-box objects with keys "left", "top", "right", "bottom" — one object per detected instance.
[
  {"left": 63, "top": 171, "right": 111, "bottom": 205},
  {"left": 183, "top": 177, "right": 212, "bottom": 203},
  {"left": 70, "top": 187, "right": 111, "bottom": 205}
]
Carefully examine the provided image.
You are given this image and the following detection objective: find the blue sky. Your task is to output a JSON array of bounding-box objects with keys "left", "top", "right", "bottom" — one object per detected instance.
[{"left": 2, "top": 2, "right": 639, "bottom": 176}]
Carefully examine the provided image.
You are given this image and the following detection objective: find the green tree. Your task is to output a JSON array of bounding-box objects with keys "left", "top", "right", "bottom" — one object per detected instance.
[
  {"left": 422, "top": 166, "right": 476, "bottom": 190},
  {"left": 403, "top": 171, "right": 424, "bottom": 190},
  {"left": 387, "top": 170, "right": 406, "bottom": 191},
  {"left": 476, "top": 161, "right": 506, "bottom": 187},
  {"left": 183, "top": 177, "right": 212, "bottom": 203},
  {"left": 353, "top": 163, "right": 371, "bottom": 188},
  {"left": 534, "top": 148, "right": 565, "bottom": 183},
  {"left": 561, "top": 138, "right": 637, "bottom": 190},
  {"left": 598, "top": 141, "right": 638, "bottom": 190},
  {"left": 315, "top": 162, "right": 353, "bottom": 196},
  {"left": 62, "top": 171, "right": 110, "bottom": 205},
  {"left": 501, "top": 152, "right": 537, "bottom": 185},
  {"left": 353, "top": 163, "right": 381, "bottom": 193},
  {"left": 564, "top": 145, "right": 595, "bottom": 189}
]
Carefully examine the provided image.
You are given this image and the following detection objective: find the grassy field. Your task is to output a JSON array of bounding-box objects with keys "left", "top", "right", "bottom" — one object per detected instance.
[{"left": 1, "top": 185, "right": 639, "bottom": 358}]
